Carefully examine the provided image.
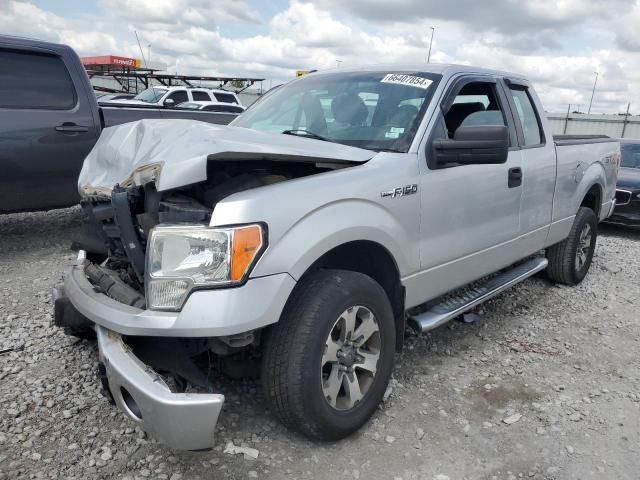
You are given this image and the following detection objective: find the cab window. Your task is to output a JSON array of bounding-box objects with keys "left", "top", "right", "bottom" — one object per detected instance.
[
  {"left": 444, "top": 82, "right": 507, "bottom": 138},
  {"left": 0, "top": 49, "right": 76, "bottom": 110},
  {"left": 509, "top": 87, "right": 543, "bottom": 146},
  {"left": 192, "top": 91, "right": 211, "bottom": 101},
  {"left": 166, "top": 91, "right": 188, "bottom": 104}
]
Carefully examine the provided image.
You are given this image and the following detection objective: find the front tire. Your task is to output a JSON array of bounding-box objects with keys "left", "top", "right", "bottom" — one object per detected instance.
[
  {"left": 546, "top": 207, "right": 598, "bottom": 285},
  {"left": 261, "top": 269, "right": 395, "bottom": 441}
]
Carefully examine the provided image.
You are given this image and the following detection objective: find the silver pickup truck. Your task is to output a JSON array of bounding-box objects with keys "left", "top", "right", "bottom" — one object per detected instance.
[{"left": 54, "top": 64, "right": 620, "bottom": 450}]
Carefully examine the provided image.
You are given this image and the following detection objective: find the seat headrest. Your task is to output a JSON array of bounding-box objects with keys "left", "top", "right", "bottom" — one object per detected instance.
[
  {"left": 445, "top": 102, "right": 486, "bottom": 133},
  {"left": 459, "top": 110, "right": 505, "bottom": 128},
  {"left": 331, "top": 93, "right": 368, "bottom": 126}
]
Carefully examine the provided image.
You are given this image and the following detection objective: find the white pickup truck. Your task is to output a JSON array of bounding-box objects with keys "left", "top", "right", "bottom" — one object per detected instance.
[{"left": 54, "top": 64, "right": 620, "bottom": 450}]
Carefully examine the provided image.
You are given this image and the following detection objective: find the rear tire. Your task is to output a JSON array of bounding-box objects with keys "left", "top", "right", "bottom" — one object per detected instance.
[
  {"left": 261, "top": 269, "right": 395, "bottom": 441},
  {"left": 546, "top": 207, "right": 597, "bottom": 285}
]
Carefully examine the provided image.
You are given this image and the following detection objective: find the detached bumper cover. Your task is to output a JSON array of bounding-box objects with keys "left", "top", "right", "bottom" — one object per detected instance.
[
  {"left": 60, "top": 260, "right": 294, "bottom": 450},
  {"left": 96, "top": 325, "right": 224, "bottom": 450}
]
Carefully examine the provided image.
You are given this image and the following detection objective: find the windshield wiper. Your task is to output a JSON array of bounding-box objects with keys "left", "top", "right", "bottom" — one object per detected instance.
[
  {"left": 373, "top": 147, "right": 402, "bottom": 153},
  {"left": 281, "top": 129, "right": 329, "bottom": 142}
]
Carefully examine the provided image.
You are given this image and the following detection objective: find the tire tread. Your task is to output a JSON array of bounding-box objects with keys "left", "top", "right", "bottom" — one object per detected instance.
[
  {"left": 546, "top": 207, "right": 597, "bottom": 285},
  {"left": 262, "top": 269, "right": 394, "bottom": 440}
]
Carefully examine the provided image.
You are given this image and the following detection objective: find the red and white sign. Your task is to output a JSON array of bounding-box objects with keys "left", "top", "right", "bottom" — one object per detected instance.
[{"left": 81, "top": 55, "right": 141, "bottom": 69}]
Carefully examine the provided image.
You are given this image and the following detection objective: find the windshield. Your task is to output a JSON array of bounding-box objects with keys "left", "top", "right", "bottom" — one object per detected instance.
[
  {"left": 232, "top": 71, "right": 441, "bottom": 152},
  {"left": 621, "top": 142, "right": 640, "bottom": 168},
  {"left": 133, "top": 87, "right": 168, "bottom": 103}
]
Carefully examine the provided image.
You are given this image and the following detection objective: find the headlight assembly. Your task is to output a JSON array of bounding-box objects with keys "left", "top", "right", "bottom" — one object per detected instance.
[{"left": 146, "top": 224, "right": 265, "bottom": 310}]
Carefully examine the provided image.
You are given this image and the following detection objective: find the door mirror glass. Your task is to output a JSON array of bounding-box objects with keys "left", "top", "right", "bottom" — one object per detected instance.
[{"left": 434, "top": 125, "right": 509, "bottom": 165}]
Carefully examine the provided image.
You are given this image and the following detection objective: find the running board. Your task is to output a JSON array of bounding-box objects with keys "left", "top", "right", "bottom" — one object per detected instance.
[{"left": 408, "top": 256, "right": 548, "bottom": 333}]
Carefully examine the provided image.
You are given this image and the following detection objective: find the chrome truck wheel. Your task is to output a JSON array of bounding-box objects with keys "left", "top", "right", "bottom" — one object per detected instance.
[
  {"left": 262, "top": 270, "right": 395, "bottom": 441},
  {"left": 575, "top": 223, "right": 592, "bottom": 272},
  {"left": 321, "top": 306, "right": 381, "bottom": 410}
]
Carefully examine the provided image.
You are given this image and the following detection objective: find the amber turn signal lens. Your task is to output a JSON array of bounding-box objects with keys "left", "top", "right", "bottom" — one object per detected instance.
[{"left": 230, "top": 225, "right": 263, "bottom": 281}]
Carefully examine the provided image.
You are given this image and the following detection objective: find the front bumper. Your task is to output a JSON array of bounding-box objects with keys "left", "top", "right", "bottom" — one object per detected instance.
[
  {"left": 63, "top": 261, "right": 296, "bottom": 337},
  {"left": 96, "top": 325, "right": 223, "bottom": 450},
  {"left": 58, "top": 259, "right": 295, "bottom": 450}
]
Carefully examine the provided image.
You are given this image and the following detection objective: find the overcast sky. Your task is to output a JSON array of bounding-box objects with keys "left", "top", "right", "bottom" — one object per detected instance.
[{"left": 1, "top": 0, "right": 639, "bottom": 113}]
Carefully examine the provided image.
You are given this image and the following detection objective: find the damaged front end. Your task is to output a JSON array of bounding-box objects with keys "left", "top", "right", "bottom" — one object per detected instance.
[
  {"left": 56, "top": 174, "right": 288, "bottom": 450},
  {"left": 54, "top": 119, "right": 371, "bottom": 449}
]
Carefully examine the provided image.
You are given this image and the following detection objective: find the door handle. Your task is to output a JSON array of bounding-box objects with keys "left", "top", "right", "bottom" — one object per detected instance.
[
  {"left": 508, "top": 167, "right": 522, "bottom": 188},
  {"left": 55, "top": 123, "right": 89, "bottom": 133}
]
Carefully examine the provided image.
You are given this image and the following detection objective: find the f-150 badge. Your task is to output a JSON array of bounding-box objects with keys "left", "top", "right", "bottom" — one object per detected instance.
[{"left": 381, "top": 184, "right": 418, "bottom": 198}]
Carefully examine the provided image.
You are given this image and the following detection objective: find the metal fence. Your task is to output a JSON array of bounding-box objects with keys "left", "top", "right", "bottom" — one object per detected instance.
[{"left": 547, "top": 113, "right": 640, "bottom": 139}]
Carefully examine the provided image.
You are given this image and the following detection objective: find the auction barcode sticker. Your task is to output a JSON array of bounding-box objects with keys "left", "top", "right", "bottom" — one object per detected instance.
[{"left": 381, "top": 73, "right": 433, "bottom": 89}]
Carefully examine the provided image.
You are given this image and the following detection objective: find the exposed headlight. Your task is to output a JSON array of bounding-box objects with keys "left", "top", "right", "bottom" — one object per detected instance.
[{"left": 146, "top": 224, "right": 265, "bottom": 310}]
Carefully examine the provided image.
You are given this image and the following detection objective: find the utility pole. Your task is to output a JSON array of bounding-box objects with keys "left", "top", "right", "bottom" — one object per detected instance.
[
  {"left": 563, "top": 103, "right": 571, "bottom": 134},
  {"left": 621, "top": 102, "right": 631, "bottom": 138},
  {"left": 588, "top": 71, "right": 598, "bottom": 114},
  {"left": 148, "top": 44, "right": 151, "bottom": 64},
  {"left": 336, "top": 59, "right": 342, "bottom": 68},
  {"left": 427, "top": 27, "right": 435, "bottom": 63}
]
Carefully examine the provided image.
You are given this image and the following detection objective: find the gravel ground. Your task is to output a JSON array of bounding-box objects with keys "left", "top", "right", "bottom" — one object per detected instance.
[{"left": 1, "top": 207, "right": 639, "bottom": 480}]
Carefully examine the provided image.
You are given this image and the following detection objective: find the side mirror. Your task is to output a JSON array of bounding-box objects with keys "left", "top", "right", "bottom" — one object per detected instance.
[
  {"left": 163, "top": 98, "right": 175, "bottom": 107},
  {"left": 433, "top": 125, "right": 509, "bottom": 166}
]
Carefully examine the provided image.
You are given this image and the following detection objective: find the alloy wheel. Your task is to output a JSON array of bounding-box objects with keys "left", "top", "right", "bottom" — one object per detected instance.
[
  {"left": 321, "top": 305, "right": 381, "bottom": 410},
  {"left": 575, "top": 223, "right": 592, "bottom": 271}
]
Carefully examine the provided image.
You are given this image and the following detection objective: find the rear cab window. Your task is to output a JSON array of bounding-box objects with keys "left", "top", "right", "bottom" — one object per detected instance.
[
  {"left": 507, "top": 84, "right": 544, "bottom": 147},
  {"left": 213, "top": 92, "right": 238, "bottom": 104},
  {"left": 0, "top": 49, "right": 76, "bottom": 110}
]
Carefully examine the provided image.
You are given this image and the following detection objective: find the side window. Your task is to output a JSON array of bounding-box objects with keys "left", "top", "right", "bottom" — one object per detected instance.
[
  {"left": 192, "top": 91, "right": 211, "bottom": 101},
  {"left": 0, "top": 49, "right": 76, "bottom": 110},
  {"left": 213, "top": 92, "right": 238, "bottom": 104},
  {"left": 443, "top": 82, "right": 506, "bottom": 138},
  {"left": 509, "top": 87, "right": 543, "bottom": 146},
  {"left": 166, "top": 91, "right": 188, "bottom": 104}
]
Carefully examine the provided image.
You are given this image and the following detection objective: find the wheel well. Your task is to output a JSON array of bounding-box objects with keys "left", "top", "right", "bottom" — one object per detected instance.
[
  {"left": 581, "top": 184, "right": 602, "bottom": 218},
  {"left": 304, "top": 241, "right": 406, "bottom": 350}
]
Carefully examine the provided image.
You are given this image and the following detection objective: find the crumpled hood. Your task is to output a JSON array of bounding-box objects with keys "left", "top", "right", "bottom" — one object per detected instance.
[{"left": 78, "top": 119, "right": 375, "bottom": 196}]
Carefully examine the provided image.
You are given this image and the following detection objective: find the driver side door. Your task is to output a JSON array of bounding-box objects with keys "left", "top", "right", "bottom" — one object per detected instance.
[{"left": 411, "top": 76, "right": 524, "bottom": 303}]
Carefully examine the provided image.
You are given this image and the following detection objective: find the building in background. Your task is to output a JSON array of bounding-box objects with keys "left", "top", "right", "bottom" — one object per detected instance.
[{"left": 547, "top": 112, "right": 640, "bottom": 139}]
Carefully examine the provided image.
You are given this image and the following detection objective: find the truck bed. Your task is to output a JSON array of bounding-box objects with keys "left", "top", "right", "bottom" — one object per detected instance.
[
  {"left": 100, "top": 103, "right": 238, "bottom": 128},
  {"left": 553, "top": 135, "right": 619, "bottom": 146}
]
